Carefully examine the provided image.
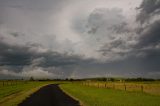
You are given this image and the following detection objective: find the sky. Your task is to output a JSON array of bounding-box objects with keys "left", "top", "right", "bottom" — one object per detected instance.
[{"left": 0, "top": 0, "right": 160, "bottom": 79}]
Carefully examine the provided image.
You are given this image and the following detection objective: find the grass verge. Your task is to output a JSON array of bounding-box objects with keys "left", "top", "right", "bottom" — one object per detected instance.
[
  {"left": 0, "top": 81, "right": 53, "bottom": 106},
  {"left": 60, "top": 83, "right": 160, "bottom": 106}
]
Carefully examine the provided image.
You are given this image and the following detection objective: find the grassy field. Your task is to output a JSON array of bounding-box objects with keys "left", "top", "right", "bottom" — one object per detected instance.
[
  {"left": 60, "top": 83, "right": 160, "bottom": 106},
  {"left": 0, "top": 81, "right": 54, "bottom": 106}
]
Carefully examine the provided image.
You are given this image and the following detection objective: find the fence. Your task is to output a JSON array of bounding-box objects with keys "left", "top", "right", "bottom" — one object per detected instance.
[
  {"left": 0, "top": 80, "right": 28, "bottom": 87},
  {"left": 81, "top": 81, "right": 160, "bottom": 95}
]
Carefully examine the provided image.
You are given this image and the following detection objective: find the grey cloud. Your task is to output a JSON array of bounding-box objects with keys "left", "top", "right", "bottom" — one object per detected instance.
[
  {"left": 99, "top": 39, "right": 127, "bottom": 56},
  {"left": 10, "top": 32, "right": 24, "bottom": 37},
  {"left": 96, "top": 0, "right": 160, "bottom": 76},
  {"left": 87, "top": 8, "right": 127, "bottom": 35},
  {"left": 75, "top": 8, "right": 133, "bottom": 61},
  {"left": 73, "top": 8, "right": 128, "bottom": 37},
  {"left": 85, "top": 8, "right": 136, "bottom": 60},
  {"left": 0, "top": 0, "right": 64, "bottom": 10}
]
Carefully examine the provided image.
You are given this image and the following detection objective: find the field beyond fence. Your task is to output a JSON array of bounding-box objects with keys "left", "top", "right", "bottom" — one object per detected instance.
[{"left": 81, "top": 81, "right": 160, "bottom": 95}]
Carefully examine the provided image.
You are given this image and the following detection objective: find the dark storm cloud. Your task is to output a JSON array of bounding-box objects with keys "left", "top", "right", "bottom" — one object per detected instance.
[
  {"left": 136, "top": 0, "right": 160, "bottom": 24},
  {"left": 138, "top": 20, "right": 160, "bottom": 48},
  {"left": 0, "top": 38, "right": 92, "bottom": 69},
  {"left": 135, "top": 0, "right": 160, "bottom": 49},
  {"left": 0, "top": 41, "right": 32, "bottom": 66},
  {"left": 71, "top": 51, "right": 160, "bottom": 78}
]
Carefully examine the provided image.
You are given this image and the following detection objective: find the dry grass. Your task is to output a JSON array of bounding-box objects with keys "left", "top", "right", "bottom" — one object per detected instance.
[{"left": 82, "top": 81, "right": 160, "bottom": 95}]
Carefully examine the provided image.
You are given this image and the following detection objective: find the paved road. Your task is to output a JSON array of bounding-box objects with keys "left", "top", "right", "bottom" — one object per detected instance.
[{"left": 18, "top": 84, "right": 80, "bottom": 106}]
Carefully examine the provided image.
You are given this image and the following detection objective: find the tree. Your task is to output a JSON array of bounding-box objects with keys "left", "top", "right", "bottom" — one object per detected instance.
[{"left": 29, "top": 76, "right": 34, "bottom": 81}]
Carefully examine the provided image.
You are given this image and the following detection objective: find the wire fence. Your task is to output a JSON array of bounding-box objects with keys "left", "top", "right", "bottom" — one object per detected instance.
[
  {"left": 81, "top": 81, "right": 160, "bottom": 95},
  {"left": 0, "top": 80, "right": 28, "bottom": 87}
]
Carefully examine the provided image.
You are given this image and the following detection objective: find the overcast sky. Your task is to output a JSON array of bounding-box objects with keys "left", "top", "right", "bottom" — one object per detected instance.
[{"left": 0, "top": 0, "right": 160, "bottom": 79}]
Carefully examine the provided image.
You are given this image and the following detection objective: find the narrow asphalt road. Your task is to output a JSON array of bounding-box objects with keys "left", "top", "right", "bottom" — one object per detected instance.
[{"left": 18, "top": 84, "right": 80, "bottom": 106}]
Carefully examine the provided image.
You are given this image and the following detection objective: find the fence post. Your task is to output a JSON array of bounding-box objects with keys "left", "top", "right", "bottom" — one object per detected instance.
[
  {"left": 141, "top": 85, "right": 143, "bottom": 92},
  {"left": 113, "top": 83, "right": 115, "bottom": 89},
  {"left": 124, "top": 83, "right": 126, "bottom": 91}
]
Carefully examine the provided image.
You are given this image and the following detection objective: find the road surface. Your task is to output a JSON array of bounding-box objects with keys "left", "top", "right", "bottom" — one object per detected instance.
[{"left": 18, "top": 84, "right": 80, "bottom": 106}]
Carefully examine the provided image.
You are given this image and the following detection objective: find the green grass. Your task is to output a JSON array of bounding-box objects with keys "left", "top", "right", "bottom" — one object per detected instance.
[
  {"left": 0, "top": 81, "right": 54, "bottom": 106},
  {"left": 60, "top": 83, "right": 160, "bottom": 106}
]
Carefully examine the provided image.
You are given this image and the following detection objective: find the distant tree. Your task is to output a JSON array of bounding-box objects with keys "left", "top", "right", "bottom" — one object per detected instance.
[
  {"left": 29, "top": 76, "right": 34, "bottom": 81},
  {"left": 69, "top": 78, "right": 73, "bottom": 81},
  {"left": 110, "top": 78, "right": 115, "bottom": 82}
]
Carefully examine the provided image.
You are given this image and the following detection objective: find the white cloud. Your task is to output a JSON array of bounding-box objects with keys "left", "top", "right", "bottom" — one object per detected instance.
[
  {"left": 0, "top": 67, "right": 57, "bottom": 79},
  {"left": 21, "top": 67, "right": 56, "bottom": 79},
  {"left": 0, "top": 69, "right": 18, "bottom": 77}
]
